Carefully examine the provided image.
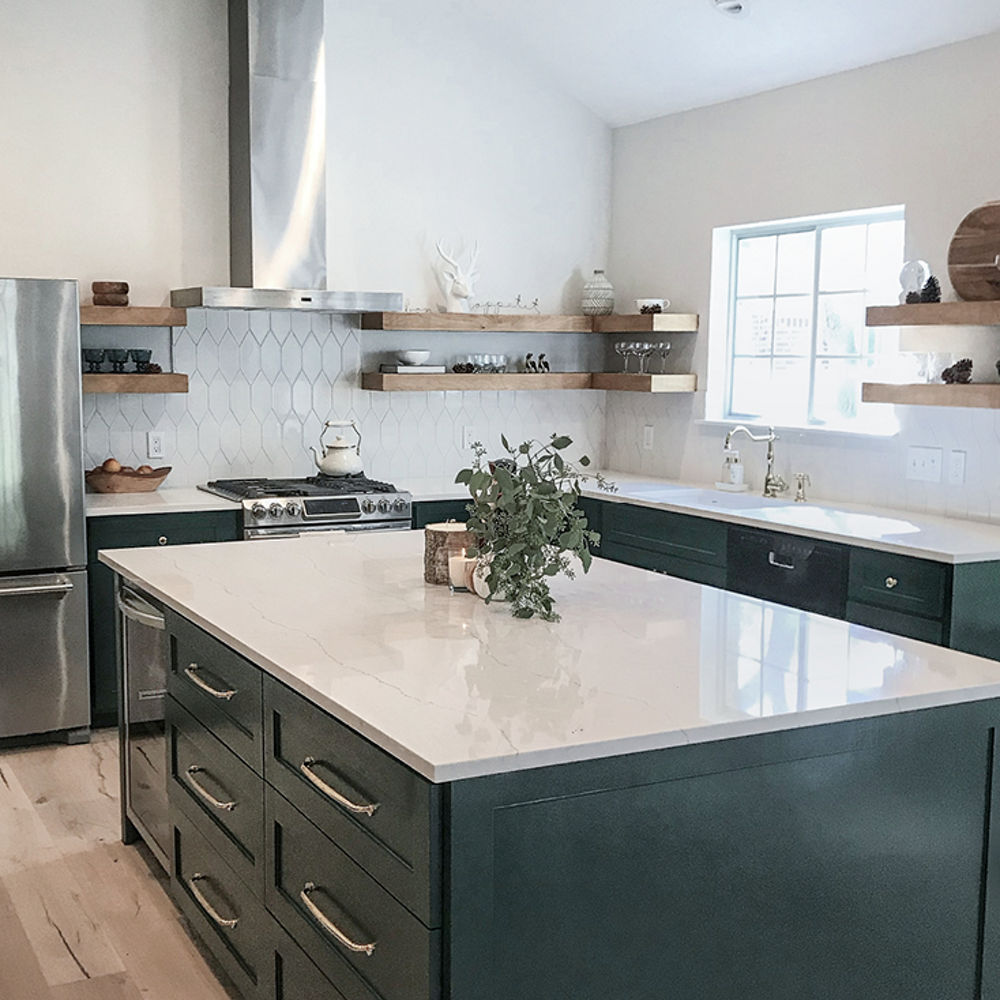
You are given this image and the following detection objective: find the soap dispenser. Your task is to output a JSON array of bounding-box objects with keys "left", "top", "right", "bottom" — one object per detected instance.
[{"left": 717, "top": 447, "right": 746, "bottom": 491}]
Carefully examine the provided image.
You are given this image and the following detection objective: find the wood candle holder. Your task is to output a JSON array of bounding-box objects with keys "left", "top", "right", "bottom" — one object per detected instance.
[{"left": 424, "top": 522, "right": 474, "bottom": 585}]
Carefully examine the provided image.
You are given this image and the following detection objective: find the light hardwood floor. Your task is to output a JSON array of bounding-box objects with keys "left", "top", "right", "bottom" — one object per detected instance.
[{"left": 0, "top": 731, "right": 236, "bottom": 999}]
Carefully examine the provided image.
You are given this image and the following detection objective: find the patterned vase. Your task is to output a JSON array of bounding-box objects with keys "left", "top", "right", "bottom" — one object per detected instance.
[{"left": 581, "top": 269, "right": 615, "bottom": 316}]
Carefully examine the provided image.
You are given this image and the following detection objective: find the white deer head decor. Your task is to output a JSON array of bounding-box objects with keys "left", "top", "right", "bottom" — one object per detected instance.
[{"left": 435, "top": 241, "right": 479, "bottom": 313}]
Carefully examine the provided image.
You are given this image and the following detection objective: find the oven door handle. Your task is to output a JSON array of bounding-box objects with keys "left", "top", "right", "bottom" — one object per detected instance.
[{"left": 117, "top": 587, "right": 166, "bottom": 630}]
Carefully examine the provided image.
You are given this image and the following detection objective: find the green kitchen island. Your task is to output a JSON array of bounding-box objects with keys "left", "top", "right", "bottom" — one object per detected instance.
[{"left": 101, "top": 530, "right": 1000, "bottom": 1000}]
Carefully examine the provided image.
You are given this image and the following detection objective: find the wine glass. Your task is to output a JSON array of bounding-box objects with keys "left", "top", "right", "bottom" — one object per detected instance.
[
  {"left": 614, "top": 342, "right": 628, "bottom": 372},
  {"left": 656, "top": 342, "right": 672, "bottom": 373},
  {"left": 637, "top": 342, "right": 655, "bottom": 374}
]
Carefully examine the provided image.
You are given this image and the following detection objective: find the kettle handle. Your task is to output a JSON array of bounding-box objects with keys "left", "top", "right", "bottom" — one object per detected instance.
[{"left": 320, "top": 419, "right": 362, "bottom": 456}]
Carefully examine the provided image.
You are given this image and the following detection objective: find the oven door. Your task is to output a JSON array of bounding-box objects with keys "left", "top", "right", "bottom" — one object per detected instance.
[
  {"left": 117, "top": 583, "right": 170, "bottom": 871},
  {"left": 243, "top": 521, "right": 411, "bottom": 539}
]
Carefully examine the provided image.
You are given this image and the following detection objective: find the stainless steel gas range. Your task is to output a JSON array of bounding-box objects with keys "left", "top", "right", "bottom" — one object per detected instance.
[{"left": 199, "top": 475, "right": 413, "bottom": 538}]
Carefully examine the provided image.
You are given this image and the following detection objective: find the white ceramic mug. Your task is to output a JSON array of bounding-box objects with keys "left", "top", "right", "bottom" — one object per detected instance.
[{"left": 635, "top": 297, "right": 670, "bottom": 314}]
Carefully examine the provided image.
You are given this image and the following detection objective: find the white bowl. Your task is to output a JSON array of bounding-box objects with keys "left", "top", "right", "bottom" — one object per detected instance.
[
  {"left": 396, "top": 350, "right": 431, "bottom": 366},
  {"left": 635, "top": 297, "right": 670, "bottom": 313}
]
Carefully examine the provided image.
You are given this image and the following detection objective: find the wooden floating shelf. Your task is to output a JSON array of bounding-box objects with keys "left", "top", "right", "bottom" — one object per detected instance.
[
  {"left": 82, "top": 373, "right": 189, "bottom": 394},
  {"left": 362, "top": 372, "right": 697, "bottom": 393},
  {"left": 361, "top": 312, "right": 592, "bottom": 333},
  {"left": 862, "top": 382, "right": 1000, "bottom": 409},
  {"left": 592, "top": 313, "right": 699, "bottom": 333},
  {"left": 590, "top": 372, "right": 698, "bottom": 393},
  {"left": 866, "top": 302, "right": 1000, "bottom": 327},
  {"left": 80, "top": 305, "right": 188, "bottom": 327}
]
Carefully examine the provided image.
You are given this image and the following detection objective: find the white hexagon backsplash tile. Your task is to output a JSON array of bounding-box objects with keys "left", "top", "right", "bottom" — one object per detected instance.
[{"left": 81, "top": 309, "right": 607, "bottom": 487}]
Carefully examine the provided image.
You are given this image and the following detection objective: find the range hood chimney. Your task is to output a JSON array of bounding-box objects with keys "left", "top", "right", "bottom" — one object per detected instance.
[{"left": 172, "top": 0, "right": 401, "bottom": 312}]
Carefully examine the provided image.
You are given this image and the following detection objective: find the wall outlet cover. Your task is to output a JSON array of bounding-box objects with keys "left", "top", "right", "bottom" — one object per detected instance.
[
  {"left": 947, "top": 449, "right": 967, "bottom": 486},
  {"left": 462, "top": 426, "right": 477, "bottom": 451},
  {"left": 146, "top": 431, "right": 165, "bottom": 460},
  {"left": 906, "top": 445, "right": 943, "bottom": 483},
  {"left": 642, "top": 425, "right": 654, "bottom": 451}
]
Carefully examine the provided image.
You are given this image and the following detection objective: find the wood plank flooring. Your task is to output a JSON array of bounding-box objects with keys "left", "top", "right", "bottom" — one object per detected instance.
[{"left": 0, "top": 731, "right": 236, "bottom": 999}]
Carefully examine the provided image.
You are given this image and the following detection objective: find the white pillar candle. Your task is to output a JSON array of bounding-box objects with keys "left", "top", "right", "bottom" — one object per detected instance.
[{"left": 449, "top": 549, "right": 472, "bottom": 590}]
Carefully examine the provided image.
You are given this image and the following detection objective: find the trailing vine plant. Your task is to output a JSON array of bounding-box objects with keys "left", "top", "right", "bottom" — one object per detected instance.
[{"left": 455, "top": 434, "right": 616, "bottom": 621}]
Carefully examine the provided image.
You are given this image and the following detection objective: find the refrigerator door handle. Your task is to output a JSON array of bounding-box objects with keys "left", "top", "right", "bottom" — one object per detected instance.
[
  {"left": 0, "top": 577, "right": 73, "bottom": 598},
  {"left": 117, "top": 587, "right": 166, "bottom": 630}
]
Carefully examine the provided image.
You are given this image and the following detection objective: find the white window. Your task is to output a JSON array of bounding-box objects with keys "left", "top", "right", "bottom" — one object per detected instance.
[{"left": 713, "top": 206, "right": 904, "bottom": 431}]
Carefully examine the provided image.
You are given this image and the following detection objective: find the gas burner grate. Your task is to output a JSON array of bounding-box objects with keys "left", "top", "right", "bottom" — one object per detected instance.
[
  {"left": 305, "top": 474, "right": 398, "bottom": 494},
  {"left": 201, "top": 475, "right": 401, "bottom": 501}
]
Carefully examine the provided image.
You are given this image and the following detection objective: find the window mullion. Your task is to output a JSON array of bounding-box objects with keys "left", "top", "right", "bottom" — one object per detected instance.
[{"left": 806, "top": 227, "right": 822, "bottom": 424}]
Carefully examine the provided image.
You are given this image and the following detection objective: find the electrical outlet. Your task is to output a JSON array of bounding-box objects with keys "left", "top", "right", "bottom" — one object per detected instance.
[
  {"left": 906, "top": 445, "right": 943, "bottom": 483},
  {"left": 642, "top": 424, "right": 654, "bottom": 451},
  {"left": 462, "top": 426, "right": 477, "bottom": 451},
  {"left": 947, "top": 449, "right": 966, "bottom": 485},
  {"left": 146, "top": 431, "right": 165, "bottom": 460}
]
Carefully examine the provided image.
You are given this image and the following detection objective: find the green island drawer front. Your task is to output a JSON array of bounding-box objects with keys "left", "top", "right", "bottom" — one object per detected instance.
[
  {"left": 602, "top": 503, "right": 728, "bottom": 567},
  {"left": 172, "top": 808, "right": 270, "bottom": 1000},
  {"left": 846, "top": 601, "right": 946, "bottom": 645},
  {"left": 265, "top": 787, "right": 441, "bottom": 1000},
  {"left": 264, "top": 675, "right": 441, "bottom": 928},
  {"left": 167, "top": 696, "right": 265, "bottom": 896},
  {"left": 167, "top": 611, "right": 263, "bottom": 773},
  {"left": 411, "top": 499, "right": 469, "bottom": 529},
  {"left": 848, "top": 548, "right": 949, "bottom": 621},
  {"left": 262, "top": 919, "right": 367, "bottom": 1000}
]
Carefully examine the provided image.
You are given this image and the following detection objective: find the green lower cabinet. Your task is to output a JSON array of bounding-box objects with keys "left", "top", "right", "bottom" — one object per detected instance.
[
  {"left": 87, "top": 510, "right": 241, "bottom": 727},
  {"left": 846, "top": 600, "right": 945, "bottom": 644},
  {"left": 411, "top": 499, "right": 469, "bottom": 529}
]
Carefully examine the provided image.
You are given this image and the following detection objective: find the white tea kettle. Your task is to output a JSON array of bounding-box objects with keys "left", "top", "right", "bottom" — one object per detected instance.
[{"left": 310, "top": 420, "right": 364, "bottom": 477}]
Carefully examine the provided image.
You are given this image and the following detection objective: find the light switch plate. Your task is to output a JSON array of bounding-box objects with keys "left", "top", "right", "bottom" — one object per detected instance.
[
  {"left": 462, "top": 426, "right": 477, "bottom": 451},
  {"left": 906, "top": 445, "right": 942, "bottom": 483},
  {"left": 146, "top": 431, "right": 165, "bottom": 460}
]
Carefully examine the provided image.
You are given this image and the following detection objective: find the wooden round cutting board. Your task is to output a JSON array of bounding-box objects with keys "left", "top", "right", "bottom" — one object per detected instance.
[{"left": 948, "top": 201, "right": 1000, "bottom": 300}]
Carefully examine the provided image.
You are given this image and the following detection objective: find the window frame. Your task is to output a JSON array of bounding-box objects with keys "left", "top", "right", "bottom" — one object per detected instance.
[{"left": 720, "top": 205, "right": 905, "bottom": 432}]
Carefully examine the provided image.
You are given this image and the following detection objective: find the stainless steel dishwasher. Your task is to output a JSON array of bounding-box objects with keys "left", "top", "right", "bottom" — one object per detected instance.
[{"left": 118, "top": 583, "right": 169, "bottom": 871}]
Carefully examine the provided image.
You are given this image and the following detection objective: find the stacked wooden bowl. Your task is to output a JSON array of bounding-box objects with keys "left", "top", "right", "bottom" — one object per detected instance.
[{"left": 91, "top": 280, "right": 129, "bottom": 307}]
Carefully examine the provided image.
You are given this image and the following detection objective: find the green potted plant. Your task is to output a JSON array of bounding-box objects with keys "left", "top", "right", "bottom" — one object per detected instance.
[{"left": 455, "top": 434, "right": 615, "bottom": 621}]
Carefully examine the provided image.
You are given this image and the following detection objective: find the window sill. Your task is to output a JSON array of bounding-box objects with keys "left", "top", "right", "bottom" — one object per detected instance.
[{"left": 696, "top": 418, "right": 899, "bottom": 441}]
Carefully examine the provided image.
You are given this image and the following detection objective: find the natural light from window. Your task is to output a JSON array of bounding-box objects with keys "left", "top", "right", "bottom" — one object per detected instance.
[{"left": 712, "top": 206, "right": 904, "bottom": 433}]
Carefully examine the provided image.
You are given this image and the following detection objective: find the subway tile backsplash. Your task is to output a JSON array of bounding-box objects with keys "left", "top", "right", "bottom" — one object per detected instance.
[{"left": 82, "top": 309, "right": 607, "bottom": 487}]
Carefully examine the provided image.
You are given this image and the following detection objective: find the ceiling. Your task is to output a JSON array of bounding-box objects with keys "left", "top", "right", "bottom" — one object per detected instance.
[{"left": 453, "top": 0, "right": 1000, "bottom": 126}]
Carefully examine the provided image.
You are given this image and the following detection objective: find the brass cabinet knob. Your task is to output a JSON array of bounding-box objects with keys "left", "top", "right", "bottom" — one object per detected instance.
[
  {"left": 885, "top": 576, "right": 898, "bottom": 589},
  {"left": 158, "top": 536, "right": 168, "bottom": 545}
]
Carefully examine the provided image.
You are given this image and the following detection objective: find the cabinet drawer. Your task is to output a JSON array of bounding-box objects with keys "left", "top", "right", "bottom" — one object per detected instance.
[
  {"left": 172, "top": 808, "right": 269, "bottom": 999},
  {"left": 602, "top": 503, "right": 727, "bottom": 568},
  {"left": 848, "top": 549, "right": 949, "bottom": 621},
  {"left": 264, "top": 676, "right": 441, "bottom": 927},
  {"left": 266, "top": 788, "right": 441, "bottom": 1000},
  {"left": 262, "top": 919, "right": 371, "bottom": 1000},
  {"left": 167, "top": 612, "right": 263, "bottom": 772},
  {"left": 168, "top": 696, "right": 264, "bottom": 895},
  {"left": 846, "top": 601, "right": 945, "bottom": 645},
  {"left": 411, "top": 499, "right": 469, "bottom": 529}
]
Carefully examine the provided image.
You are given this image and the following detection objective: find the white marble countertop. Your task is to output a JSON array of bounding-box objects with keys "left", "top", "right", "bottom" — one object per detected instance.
[
  {"left": 100, "top": 530, "right": 1000, "bottom": 783},
  {"left": 85, "top": 487, "right": 239, "bottom": 518},
  {"left": 401, "top": 470, "right": 1000, "bottom": 564}
]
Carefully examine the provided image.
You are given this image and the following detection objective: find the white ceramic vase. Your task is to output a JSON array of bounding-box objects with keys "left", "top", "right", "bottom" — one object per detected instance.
[{"left": 581, "top": 269, "right": 615, "bottom": 316}]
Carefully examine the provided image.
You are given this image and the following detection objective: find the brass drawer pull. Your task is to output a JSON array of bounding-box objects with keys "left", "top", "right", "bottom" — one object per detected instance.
[
  {"left": 187, "top": 873, "right": 239, "bottom": 929},
  {"left": 299, "top": 757, "right": 379, "bottom": 817},
  {"left": 184, "top": 766, "right": 237, "bottom": 812},
  {"left": 300, "top": 882, "right": 376, "bottom": 956},
  {"left": 885, "top": 576, "right": 899, "bottom": 590},
  {"left": 183, "top": 663, "right": 237, "bottom": 701}
]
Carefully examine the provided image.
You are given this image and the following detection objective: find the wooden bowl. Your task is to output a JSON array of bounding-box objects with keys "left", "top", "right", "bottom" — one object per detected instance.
[{"left": 85, "top": 466, "right": 172, "bottom": 493}]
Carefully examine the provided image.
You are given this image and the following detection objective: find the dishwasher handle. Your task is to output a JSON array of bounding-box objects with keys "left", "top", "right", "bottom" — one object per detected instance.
[
  {"left": 117, "top": 586, "right": 166, "bottom": 630},
  {"left": 767, "top": 551, "right": 796, "bottom": 571}
]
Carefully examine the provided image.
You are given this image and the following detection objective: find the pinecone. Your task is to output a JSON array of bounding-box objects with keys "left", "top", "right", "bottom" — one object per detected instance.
[
  {"left": 920, "top": 275, "right": 942, "bottom": 303},
  {"left": 941, "top": 358, "right": 973, "bottom": 384},
  {"left": 905, "top": 291, "right": 922, "bottom": 304}
]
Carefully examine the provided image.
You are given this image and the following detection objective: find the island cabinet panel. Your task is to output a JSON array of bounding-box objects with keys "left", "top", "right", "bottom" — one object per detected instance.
[
  {"left": 263, "top": 676, "right": 442, "bottom": 927},
  {"left": 261, "top": 919, "right": 356, "bottom": 1000},
  {"left": 980, "top": 730, "right": 1000, "bottom": 998},
  {"left": 265, "top": 787, "right": 442, "bottom": 1000},
  {"left": 411, "top": 499, "right": 469, "bottom": 529},
  {"left": 172, "top": 807, "right": 271, "bottom": 1000},
  {"left": 86, "top": 509, "right": 242, "bottom": 726},
  {"left": 167, "top": 611, "right": 263, "bottom": 772},
  {"left": 447, "top": 702, "right": 998, "bottom": 1000},
  {"left": 950, "top": 561, "right": 1000, "bottom": 661},
  {"left": 167, "top": 696, "right": 265, "bottom": 895},
  {"left": 600, "top": 502, "right": 728, "bottom": 587}
]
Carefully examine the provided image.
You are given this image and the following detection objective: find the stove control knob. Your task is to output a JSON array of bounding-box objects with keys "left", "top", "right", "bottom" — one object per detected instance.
[
  {"left": 269, "top": 503, "right": 285, "bottom": 519},
  {"left": 377, "top": 498, "right": 392, "bottom": 514},
  {"left": 285, "top": 501, "right": 302, "bottom": 518},
  {"left": 361, "top": 499, "right": 377, "bottom": 514},
  {"left": 251, "top": 503, "right": 267, "bottom": 520},
  {"left": 393, "top": 498, "right": 408, "bottom": 513}
]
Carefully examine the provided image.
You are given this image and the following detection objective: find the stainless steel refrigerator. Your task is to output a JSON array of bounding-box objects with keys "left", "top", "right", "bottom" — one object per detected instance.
[{"left": 0, "top": 277, "right": 90, "bottom": 740}]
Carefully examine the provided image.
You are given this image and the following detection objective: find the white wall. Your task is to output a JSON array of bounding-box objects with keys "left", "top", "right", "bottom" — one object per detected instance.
[
  {"left": 606, "top": 31, "right": 1000, "bottom": 520},
  {"left": 0, "top": 0, "right": 229, "bottom": 305},
  {"left": 325, "top": 1, "right": 613, "bottom": 313}
]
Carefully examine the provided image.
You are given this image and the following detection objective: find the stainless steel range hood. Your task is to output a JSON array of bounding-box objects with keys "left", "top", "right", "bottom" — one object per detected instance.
[{"left": 172, "top": 0, "right": 401, "bottom": 313}]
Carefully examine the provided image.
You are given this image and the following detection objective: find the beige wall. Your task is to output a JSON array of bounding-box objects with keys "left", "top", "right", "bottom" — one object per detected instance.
[
  {"left": 0, "top": 0, "right": 230, "bottom": 305},
  {"left": 606, "top": 32, "right": 1000, "bottom": 520}
]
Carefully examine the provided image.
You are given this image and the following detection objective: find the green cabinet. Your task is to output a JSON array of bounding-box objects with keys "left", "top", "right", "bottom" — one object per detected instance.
[
  {"left": 599, "top": 501, "right": 727, "bottom": 587},
  {"left": 411, "top": 499, "right": 470, "bottom": 529},
  {"left": 86, "top": 509, "right": 241, "bottom": 726}
]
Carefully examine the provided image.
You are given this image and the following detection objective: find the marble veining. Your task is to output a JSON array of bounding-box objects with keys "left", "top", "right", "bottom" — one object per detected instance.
[{"left": 100, "top": 531, "right": 1000, "bottom": 782}]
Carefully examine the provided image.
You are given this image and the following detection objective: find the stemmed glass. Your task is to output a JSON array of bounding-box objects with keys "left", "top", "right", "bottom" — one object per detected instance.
[
  {"left": 656, "top": 342, "right": 672, "bottom": 373},
  {"left": 637, "top": 343, "right": 655, "bottom": 374},
  {"left": 614, "top": 342, "right": 629, "bottom": 372}
]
